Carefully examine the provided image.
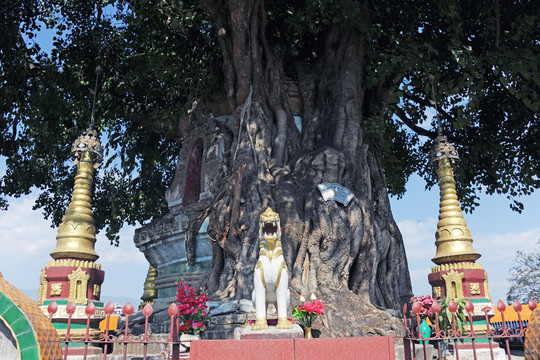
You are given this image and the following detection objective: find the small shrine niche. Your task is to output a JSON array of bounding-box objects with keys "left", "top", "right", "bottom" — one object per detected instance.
[
  {"left": 165, "top": 117, "right": 231, "bottom": 213},
  {"left": 183, "top": 137, "right": 204, "bottom": 207}
]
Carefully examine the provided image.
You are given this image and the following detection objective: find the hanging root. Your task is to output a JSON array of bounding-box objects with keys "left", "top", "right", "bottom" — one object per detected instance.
[{"left": 215, "top": 278, "right": 237, "bottom": 301}]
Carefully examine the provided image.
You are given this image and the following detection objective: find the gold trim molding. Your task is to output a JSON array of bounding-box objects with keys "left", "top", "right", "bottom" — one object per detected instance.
[
  {"left": 431, "top": 261, "right": 483, "bottom": 273},
  {"left": 45, "top": 259, "right": 101, "bottom": 270},
  {"left": 38, "top": 269, "right": 47, "bottom": 306},
  {"left": 484, "top": 272, "right": 492, "bottom": 303}
]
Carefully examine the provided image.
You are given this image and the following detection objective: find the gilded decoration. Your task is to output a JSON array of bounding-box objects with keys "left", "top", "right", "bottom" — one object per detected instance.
[
  {"left": 139, "top": 266, "right": 157, "bottom": 309},
  {"left": 442, "top": 270, "right": 464, "bottom": 299},
  {"left": 93, "top": 284, "right": 100, "bottom": 298},
  {"left": 68, "top": 267, "right": 90, "bottom": 305},
  {"left": 432, "top": 286, "right": 442, "bottom": 299},
  {"left": 484, "top": 272, "right": 492, "bottom": 302},
  {"left": 46, "top": 259, "right": 101, "bottom": 270},
  {"left": 71, "top": 127, "right": 103, "bottom": 168},
  {"left": 50, "top": 283, "right": 63, "bottom": 296},
  {"left": 470, "top": 282, "right": 481, "bottom": 295},
  {"left": 431, "top": 261, "right": 483, "bottom": 273},
  {"left": 38, "top": 269, "right": 47, "bottom": 306}
]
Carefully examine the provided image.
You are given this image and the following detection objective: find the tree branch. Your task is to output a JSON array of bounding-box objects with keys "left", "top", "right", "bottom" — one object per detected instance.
[
  {"left": 403, "top": 92, "right": 454, "bottom": 125},
  {"left": 394, "top": 108, "right": 437, "bottom": 139}
]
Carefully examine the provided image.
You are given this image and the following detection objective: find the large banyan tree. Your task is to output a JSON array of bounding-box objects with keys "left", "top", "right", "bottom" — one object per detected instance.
[{"left": 1, "top": 0, "right": 539, "bottom": 336}]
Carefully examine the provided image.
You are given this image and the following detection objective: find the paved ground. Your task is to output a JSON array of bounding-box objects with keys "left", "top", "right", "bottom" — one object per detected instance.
[{"left": 443, "top": 348, "right": 524, "bottom": 360}]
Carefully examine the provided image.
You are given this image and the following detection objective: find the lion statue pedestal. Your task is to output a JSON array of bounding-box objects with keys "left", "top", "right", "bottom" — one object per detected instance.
[{"left": 251, "top": 207, "right": 293, "bottom": 330}]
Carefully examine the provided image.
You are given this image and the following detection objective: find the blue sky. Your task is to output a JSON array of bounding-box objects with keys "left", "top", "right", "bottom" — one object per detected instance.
[{"left": 0, "top": 169, "right": 538, "bottom": 306}]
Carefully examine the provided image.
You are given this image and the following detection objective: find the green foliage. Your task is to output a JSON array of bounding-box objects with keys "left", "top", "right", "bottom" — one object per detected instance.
[
  {"left": 506, "top": 240, "right": 540, "bottom": 303},
  {"left": 437, "top": 298, "right": 468, "bottom": 333},
  {"left": 1, "top": 0, "right": 539, "bottom": 242},
  {"left": 1, "top": 0, "right": 219, "bottom": 243}
]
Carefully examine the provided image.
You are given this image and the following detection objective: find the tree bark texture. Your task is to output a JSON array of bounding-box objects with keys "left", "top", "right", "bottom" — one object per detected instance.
[{"left": 197, "top": 0, "right": 412, "bottom": 337}]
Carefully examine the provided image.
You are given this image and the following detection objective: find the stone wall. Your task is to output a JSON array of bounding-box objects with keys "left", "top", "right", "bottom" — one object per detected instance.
[{"left": 125, "top": 299, "right": 256, "bottom": 340}]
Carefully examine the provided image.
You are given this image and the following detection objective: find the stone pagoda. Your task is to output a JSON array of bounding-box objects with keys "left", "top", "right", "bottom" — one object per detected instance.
[
  {"left": 37, "top": 126, "right": 106, "bottom": 339},
  {"left": 427, "top": 132, "right": 494, "bottom": 337},
  {"left": 134, "top": 115, "right": 232, "bottom": 304}
]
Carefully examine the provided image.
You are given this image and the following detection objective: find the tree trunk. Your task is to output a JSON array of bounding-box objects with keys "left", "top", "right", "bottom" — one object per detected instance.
[{"left": 198, "top": 0, "right": 412, "bottom": 337}]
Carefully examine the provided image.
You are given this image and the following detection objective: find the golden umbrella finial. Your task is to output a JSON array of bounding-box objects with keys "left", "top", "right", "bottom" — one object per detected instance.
[
  {"left": 428, "top": 76, "right": 480, "bottom": 265},
  {"left": 50, "top": 66, "right": 104, "bottom": 261}
]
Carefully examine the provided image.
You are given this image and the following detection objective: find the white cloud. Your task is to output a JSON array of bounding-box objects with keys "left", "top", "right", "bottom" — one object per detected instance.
[
  {"left": 0, "top": 196, "right": 148, "bottom": 301},
  {"left": 474, "top": 229, "right": 539, "bottom": 262},
  {"left": 399, "top": 218, "right": 437, "bottom": 261}
]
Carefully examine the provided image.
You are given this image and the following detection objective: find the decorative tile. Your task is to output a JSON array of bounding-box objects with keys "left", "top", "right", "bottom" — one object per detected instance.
[
  {"left": 1, "top": 273, "right": 62, "bottom": 359},
  {"left": 8, "top": 316, "right": 31, "bottom": 335},
  {"left": 19, "top": 346, "right": 39, "bottom": 359},
  {"left": 2, "top": 305, "right": 23, "bottom": 323},
  {"left": 17, "top": 329, "right": 36, "bottom": 350}
]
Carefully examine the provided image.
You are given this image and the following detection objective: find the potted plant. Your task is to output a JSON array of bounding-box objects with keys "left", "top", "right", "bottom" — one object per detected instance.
[
  {"left": 175, "top": 278, "right": 209, "bottom": 351},
  {"left": 292, "top": 295, "right": 325, "bottom": 338}
]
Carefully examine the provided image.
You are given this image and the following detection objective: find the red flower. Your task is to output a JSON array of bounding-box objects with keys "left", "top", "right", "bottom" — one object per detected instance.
[
  {"left": 178, "top": 325, "right": 189, "bottom": 333},
  {"left": 176, "top": 278, "right": 209, "bottom": 334}
]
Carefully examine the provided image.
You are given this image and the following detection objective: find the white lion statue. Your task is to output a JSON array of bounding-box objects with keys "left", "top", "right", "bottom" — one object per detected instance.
[{"left": 251, "top": 207, "right": 293, "bottom": 330}]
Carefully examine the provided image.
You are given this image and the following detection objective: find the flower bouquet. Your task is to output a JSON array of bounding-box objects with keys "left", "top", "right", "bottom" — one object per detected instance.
[
  {"left": 410, "top": 295, "right": 435, "bottom": 344},
  {"left": 410, "top": 295, "right": 435, "bottom": 320},
  {"left": 175, "top": 278, "right": 209, "bottom": 336},
  {"left": 292, "top": 295, "right": 324, "bottom": 338}
]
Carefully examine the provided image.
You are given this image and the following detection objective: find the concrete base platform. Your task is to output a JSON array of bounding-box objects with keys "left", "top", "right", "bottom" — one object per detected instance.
[
  {"left": 394, "top": 343, "right": 435, "bottom": 360},
  {"left": 233, "top": 324, "right": 304, "bottom": 340},
  {"left": 444, "top": 347, "right": 507, "bottom": 360}
]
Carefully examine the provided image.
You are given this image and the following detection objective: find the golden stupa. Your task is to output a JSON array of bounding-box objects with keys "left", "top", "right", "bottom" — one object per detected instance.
[
  {"left": 429, "top": 134, "right": 481, "bottom": 265},
  {"left": 49, "top": 127, "right": 103, "bottom": 261}
]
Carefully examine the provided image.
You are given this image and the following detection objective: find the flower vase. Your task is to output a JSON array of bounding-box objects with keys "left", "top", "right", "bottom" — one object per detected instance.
[
  {"left": 304, "top": 327, "right": 313, "bottom": 339},
  {"left": 419, "top": 318, "right": 431, "bottom": 345},
  {"left": 180, "top": 333, "right": 200, "bottom": 352}
]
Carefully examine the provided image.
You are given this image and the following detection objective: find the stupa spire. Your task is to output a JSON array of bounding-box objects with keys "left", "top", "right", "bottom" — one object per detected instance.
[
  {"left": 50, "top": 66, "right": 104, "bottom": 261},
  {"left": 429, "top": 135, "right": 480, "bottom": 265},
  {"left": 427, "top": 75, "right": 480, "bottom": 265}
]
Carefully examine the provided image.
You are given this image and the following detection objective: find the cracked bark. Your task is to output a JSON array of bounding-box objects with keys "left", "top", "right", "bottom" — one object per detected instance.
[{"left": 194, "top": 0, "right": 412, "bottom": 337}]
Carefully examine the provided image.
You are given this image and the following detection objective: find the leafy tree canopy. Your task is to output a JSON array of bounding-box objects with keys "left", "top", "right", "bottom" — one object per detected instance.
[
  {"left": 506, "top": 240, "right": 540, "bottom": 303},
  {"left": 1, "top": 0, "right": 539, "bottom": 243}
]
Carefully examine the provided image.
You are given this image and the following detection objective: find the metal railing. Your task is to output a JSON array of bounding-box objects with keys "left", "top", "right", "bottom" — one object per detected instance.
[
  {"left": 402, "top": 299, "right": 537, "bottom": 360},
  {"left": 42, "top": 297, "right": 537, "bottom": 359},
  {"left": 45, "top": 300, "right": 192, "bottom": 360}
]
